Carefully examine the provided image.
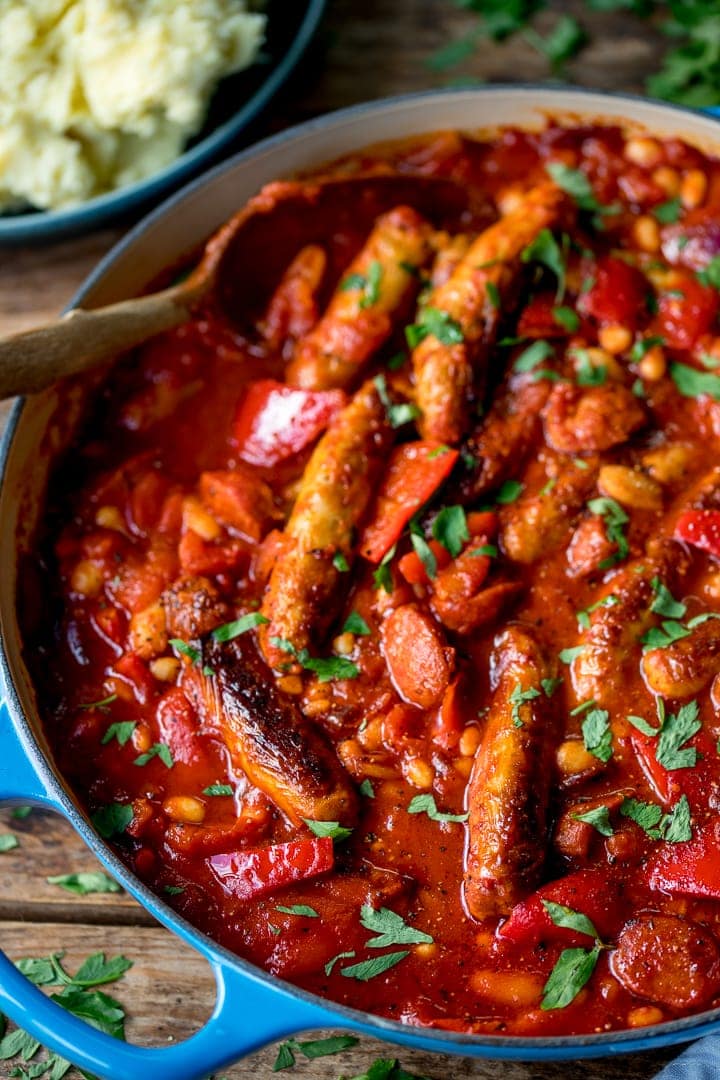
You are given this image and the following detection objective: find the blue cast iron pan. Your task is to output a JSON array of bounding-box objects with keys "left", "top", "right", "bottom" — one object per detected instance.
[{"left": 1, "top": 86, "right": 720, "bottom": 1080}]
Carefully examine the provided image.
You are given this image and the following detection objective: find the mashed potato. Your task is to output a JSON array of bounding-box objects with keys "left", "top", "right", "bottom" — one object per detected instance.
[{"left": 0, "top": 0, "right": 266, "bottom": 212}]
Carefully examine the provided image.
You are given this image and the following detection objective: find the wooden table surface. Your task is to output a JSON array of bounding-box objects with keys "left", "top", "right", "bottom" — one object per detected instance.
[{"left": 0, "top": 2, "right": 691, "bottom": 1078}]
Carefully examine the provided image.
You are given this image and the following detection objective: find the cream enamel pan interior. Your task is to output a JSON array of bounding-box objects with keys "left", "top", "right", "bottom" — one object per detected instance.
[{"left": 3, "top": 87, "right": 720, "bottom": 1072}]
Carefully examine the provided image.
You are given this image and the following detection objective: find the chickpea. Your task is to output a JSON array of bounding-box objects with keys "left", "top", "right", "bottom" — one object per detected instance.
[
  {"left": 70, "top": 559, "right": 104, "bottom": 598},
  {"left": 403, "top": 756, "right": 434, "bottom": 790},
  {"left": 556, "top": 738, "right": 601, "bottom": 780},
  {"left": 414, "top": 943, "right": 437, "bottom": 960},
  {"left": 95, "top": 505, "right": 127, "bottom": 534},
  {"left": 163, "top": 796, "right": 206, "bottom": 824},
  {"left": 149, "top": 656, "right": 181, "bottom": 683},
  {"left": 132, "top": 722, "right": 153, "bottom": 754},
  {"left": 496, "top": 186, "right": 525, "bottom": 215},
  {"left": 680, "top": 168, "right": 708, "bottom": 210},
  {"left": 277, "top": 674, "right": 303, "bottom": 695},
  {"left": 332, "top": 632, "right": 355, "bottom": 656},
  {"left": 638, "top": 345, "right": 666, "bottom": 382},
  {"left": 642, "top": 443, "right": 693, "bottom": 484},
  {"left": 357, "top": 715, "right": 384, "bottom": 751},
  {"left": 471, "top": 969, "right": 544, "bottom": 1007},
  {"left": 301, "top": 696, "right": 331, "bottom": 718},
  {"left": 633, "top": 215, "right": 661, "bottom": 254},
  {"left": 459, "top": 725, "right": 481, "bottom": 757},
  {"left": 651, "top": 166, "right": 681, "bottom": 197},
  {"left": 625, "top": 136, "right": 663, "bottom": 169},
  {"left": 129, "top": 602, "right": 167, "bottom": 660},
  {"left": 598, "top": 465, "right": 663, "bottom": 511},
  {"left": 598, "top": 324, "right": 632, "bottom": 356},
  {"left": 182, "top": 497, "right": 221, "bottom": 542},
  {"left": 627, "top": 1006, "right": 664, "bottom": 1028}
]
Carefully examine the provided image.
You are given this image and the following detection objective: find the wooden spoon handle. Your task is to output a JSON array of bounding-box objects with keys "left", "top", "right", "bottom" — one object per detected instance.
[{"left": 0, "top": 280, "right": 206, "bottom": 399}]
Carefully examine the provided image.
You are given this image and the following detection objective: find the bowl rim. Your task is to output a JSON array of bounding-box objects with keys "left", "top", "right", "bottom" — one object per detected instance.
[
  {"left": 0, "top": 0, "right": 327, "bottom": 243},
  {"left": 5, "top": 83, "right": 720, "bottom": 1060}
]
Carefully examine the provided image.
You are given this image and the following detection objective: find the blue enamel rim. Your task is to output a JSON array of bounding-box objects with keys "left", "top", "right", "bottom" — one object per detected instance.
[
  {"left": 3, "top": 85, "right": 720, "bottom": 1079},
  {"left": 0, "top": 0, "right": 327, "bottom": 244}
]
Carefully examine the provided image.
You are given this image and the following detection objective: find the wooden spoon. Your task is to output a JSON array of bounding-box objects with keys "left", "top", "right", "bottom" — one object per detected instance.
[{"left": 0, "top": 173, "right": 475, "bottom": 400}]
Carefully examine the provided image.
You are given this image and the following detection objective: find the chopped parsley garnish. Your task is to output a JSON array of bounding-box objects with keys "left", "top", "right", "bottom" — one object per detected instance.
[
  {"left": 509, "top": 683, "right": 541, "bottom": 728},
  {"left": 407, "top": 793, "right": 468, "bottom": 824},
  {"left": 373, "top": 544, "right": 396, "bottom": 594},
  {"left": 164, "top": 885, "right": 185, "bottom": 896},
  {"left": 79, "top": 693, "right": 117, "bottom": 712},
  {"left": 541, "top": 676, "right": 563, "bottom": 697},
  {"left": 359, "top": 779, "right": 375, "bottom": 799},
  {"left": 203, "top": 783, "right": 233, "bottom": 796},
  {"left": 697, "top": 255, "right": 720, "bottom": 290},
  {"left": 276, "top": 904, "right": 319, "bottom": 918},
  {"left": 405, "top": 306, "right": 464, "bottom": 348},
  {"left": 134, "top": 742, "right": 173, "bottom": 769},
  {"left": 303, "top": 818, "right": 353, "bottom": 842},
  {"left": 650, "top": 578, "right": 687, "bottom": 619},
  {"left": 574, "top": 349, "right": 607, "bottom": 387},
  {"left": 542, "top": 900, "right": 598, "bottom": 939},
  {"left": 587, "top": 496, "right": 629, "bottom": 569},
  {"left": 91, "top": 803, "right": 133, "bottom": 839},
  {"left": 211, "top": 612, "right": 269, "bottom": 642},
  {"left": 670, "top": 361, "right": 720, "bottom": 401},
  {"left": 342, "top": 611, "right": 371, "bottom": 636},
  {"left": 570, "top": 699, "right": 596, "bottom": 716},
  {"left": 496, "top": 479, "right": 524, "bottom": 504},
  {"left": 545, "top": 162, "right": 618, "bottom": 223},
  {"left": 169, "top": 639, "right": 201, "bottom": 665},
  {"left": 521, "top": 228, "right": 567, "bottom": 300},
  {"left": 653, "top": 197, "right": 682, "bottom": 224},
  {"left": 46, "top": 872, "right": 121, "bottom": 896},
  {"left": 581, "top": 708, "right": 613, "bottom": 763},
  {"left": 101, "top": 721, "right": 136, "bottom": 747},
  {"left": 340, "top": 951, "right": 409, "bottom": 982},
  {"left": 514, "top": 339, "right": 555, "bottom": 373},
  {"left": 360, "top": 905, "right": 433, "bottom": 947},
  {"left": 539, "top": 476, "right": 557, "bottom": 497},
  {"left": 409, "top": 520, "right": 438, "bottom": 580},
  {"left": 576, "top": 594, "right": 618, "bottom": 631},
  {"left": 486, "top": 281, "right": 501, "bottom": 309},
  {"left": 630, "top": 335, "right": 665, "bottom": 363},
  {"left": 340, "top": 259, "right": 383, "bottom": 309},
  {"left": 469, "top": 543, "right": 498, "bottom": 558},
  {"left": 269, "top": 637, "right": 360, "bottom": 683},
  {"left": 640, "top": 620, "right": 691, "bottom": 650},
  {"left": 656, "top": 700, "right": 701, "bottom": 770},
  {"left": 553, "top": 305, "right": 580, "bottom": 332},
  {"left": 542, "top": 943, "right": 601, "bottom": 1011},
  {"left": 620, "top": 794, "right": 692, "bottom": 843},
  {"left": 572, "top": 804, "right": 614, "bottom": 837},
  {"left": 324, "top": 950, "right": 356, "bottom": 976},
  {"left": 559, "top": 646, "right": 585, "bottom": 665},
  {"left": 373, "top": 374, "right": 421, "bottom": 429},
  {"left": 333, "top": 551, "right": 350, "bottom": 572},
  {"left": 431, "top": 505, "right": 469, "bottom": 557}
]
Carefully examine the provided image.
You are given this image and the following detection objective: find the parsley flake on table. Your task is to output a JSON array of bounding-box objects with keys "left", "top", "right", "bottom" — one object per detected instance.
[
  {"left": 405, "top": 306, "right": 464, "bottom": 348},
  {"left": 431, "top": 505, "right": 469, "bottom": 557},
  {"left": 211, "top": 612, "right": 269, "bottom": 642},
  {"left": 0, "top": 833, "right": 18, "bottom": 853},
  {"left": 407, "top": 793, "right": 468, "bottom": 824},
  {"left": 340, "top": 951, "right": 410, "bottom": 982},
  {"left": 46, "top": 871, "right": 121, "bottom": 896},
  {"left": 272, "top": 1034, "right": 360, "bottom": 1072},
  {"left": 581, "top": 708, "right": 613, "bottom": 763},
  {"left": 509, "top": 682, "right": 541, "bottom": 727},
  {"left": 360, "top": 905, "right": 433, "bottom": 948},
  {"left": 521, "top": 228, "right": 567, "bottom": 300}
]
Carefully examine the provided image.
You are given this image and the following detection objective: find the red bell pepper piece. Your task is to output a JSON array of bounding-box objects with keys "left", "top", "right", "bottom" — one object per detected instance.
[
  {"left": 631, "top": 726, "right": 717, "bottom": 810},
  {"left": 654, "top": 275, "right": 719, "bottom": 350},
  {"left": 234, "top": 380, "right": 346, "bottom": 467},
  {"left": 208, "top": 836, "right": 334, "bottom": 901},
  {"left": 674, "top": 509, "right": 720, "bottom": 558},
  {"left": 646, "top": 820, "right": 720, "bottom": 899},
  {"left": 579, "top": 256, "right": 648, "bottom": 329},
  {"left": 498, "top": 867, "right": 622, "bottom": 947},
  {"left": 359, "top": 443, "right": 459, "bottom": 564},
  {"left": 516, "top": 293, "right": 566, "bottom": 339},
  {"left": 397, "top": 540, "right": 450, "bottom": 585}
]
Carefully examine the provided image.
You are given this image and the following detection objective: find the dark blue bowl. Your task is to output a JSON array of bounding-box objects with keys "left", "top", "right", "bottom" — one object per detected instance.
[
  {"left": 0, "top": 0, "right": 326, "bottom": 244},
  {"left": 2, "top": 85, "right": 720, "bottom": 1080}
]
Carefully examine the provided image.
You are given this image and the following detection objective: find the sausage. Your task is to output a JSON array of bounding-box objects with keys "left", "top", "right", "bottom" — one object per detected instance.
[
  {"left": 611, "top": 914, "right": 720, "bottom": 1011},
  {"left": 259, "top": 244, "right": 327, "bottom": 352},
  {"left": 161, "top": 576, "right": 229, "bottom": 641},
  {"left": 190, "top": 636, "right": 358, "bottom": 826},
  {"left": 455, "top": 377, "right": 551, "bottom": 504},
  {"left": 543, "top": 381, "right": 647, "bottom": 454},
  {"left": 259, "top": 379, "right": 392, "bottom": 670},
  {"left": 642, "top": 615, "right": 720, "bottom": 698},
  {"left": 429, "top": 232, "right": 473, "bottom": 288},
  {"left": 286, "top": 206, "right": 433, "bottom": 390},
  {"left": 501, "top": 459, "right": 599, "bottom": 565},
  {"left": 412, "top": 182, "right": 567, "bottom": 445},
  {"left": 380, "top": 604, "right": 454, "bottom": 708},
  {"left": 464, "top": 625, "right": 557, "bottom": 920},
  {"left": 571, "top": 541, "right": 690, "bottom": 709}
]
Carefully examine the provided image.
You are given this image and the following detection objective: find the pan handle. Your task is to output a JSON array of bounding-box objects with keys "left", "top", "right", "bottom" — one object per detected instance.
[{"left": 0, "top": 707, "right": 352, "bottom": 1080}]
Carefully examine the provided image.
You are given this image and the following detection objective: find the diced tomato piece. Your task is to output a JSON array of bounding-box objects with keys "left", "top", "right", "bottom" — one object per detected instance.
[
  {"left": 112, "top": 652, "right": 157, "bottom": 705},
  {"left": 208, "top": 836, "right": 334, "bottom": 900},
  {"left": 433, "top": 677, "right": 466, "bottom": 751},
  {"left": 646, "top": 820, "right": 720, "bottom": 899},
  {"left": 156, "top": 687, "right": 204, "bottom": 766},
  {"left": 466, "top": 511, "right": 499, "bottom": 540},
  {"left": 129, "top": 471, "right": 169, "bottom": 535},
  {"left": 655, "top": 275, "right": 719, "bottom": 349},
  {"left": 516, "top": 293, "right": 565, "bottom": 339},
  {"left": 234, "top": 380, "right": 346, "bottom": 467},
  {"left": 579, "top": 256, "right": 648, "bottom": 329},
  {"left": 91, "top": 605, "right": 126, "bottom": 648},
  {"left": 178, "top": 531, "right": 248, "bottom": 577},
  {"left": 397, "top": 540, "right": 450, "bottom": 586},
  {"left": 674, "top": 509, "right": 720, "bottom": 557},
  {"left": 498, "top": 867, "right": 622, "bottom": 947},
  {"left": 199, "top": 469, "right": 276, "bottom": 542},
  {"left": 359, "top": 443, "right": 459, "bottom": 564},
  {"left": 109, "top": 566, "right": 168, "bottom": 615}
]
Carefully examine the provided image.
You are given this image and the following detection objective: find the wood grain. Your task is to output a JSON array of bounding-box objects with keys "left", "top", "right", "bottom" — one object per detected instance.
[{"left": 0, "top": 2, "right": 690, "bottom": 1077}]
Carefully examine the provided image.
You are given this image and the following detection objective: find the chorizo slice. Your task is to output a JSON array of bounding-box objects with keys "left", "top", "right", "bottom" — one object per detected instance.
[
  {"left": 464, "top": 625, "right": 558, "bottom": 920},
  {"left": 190, "top": 636, "right": 358, "bottom": 827},
  {"left": 611, "top": 914, "right": 720, "bottom": 1011},
  {"left": 543, "top": 381, "right": 647, "bottom": 454},
  {"left": 571, "top": 541, "right": 690, "bottom": 709},
  {"left": 286, "top": 206, "right": 434, "bottom": 390},
  {"left": 501, "top": 459, "right": 599, "bottom": 565},
  {"left": 412, "top": 182, "right": 567, "bottom": 446},
  {"left": 642, "top": 615, "right": 720, "bottom": 698},
  {"left": 259, "top": 379, "right": 392, "bottom": 670},
  {"left": 380, "top": 604, "right": 454, "bottom": 708}
]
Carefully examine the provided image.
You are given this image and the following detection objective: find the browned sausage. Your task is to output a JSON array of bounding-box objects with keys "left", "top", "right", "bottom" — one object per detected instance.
[
  {"left": 501, "top": 458, "right": 599, "bottom": 565},
  {"left": 464, "top": 624, "right": 557, "bottom": 920},
  {"left": 190, "top": 636, "right": 358, "bottom": 827},
  {"left": 286, "top": 206, "right": 433, "bottom": 390},
  {"left": 543, "top": 381, "right": 647, "bottom": 454},
  {"left": 380, "top": 604, "right": 454, "bottom": 708},
  {"left": 412, "top": 182, "right": 567, "bottom": 446},
  {"left": 642, "top": 614, "right": 720, "bottom": 698},
  {"left": 611, "top": 914, "right": 720, "bottom": 1011},
  {"left": 259, "top": 379, "right": 392, "bottom": 670}
]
